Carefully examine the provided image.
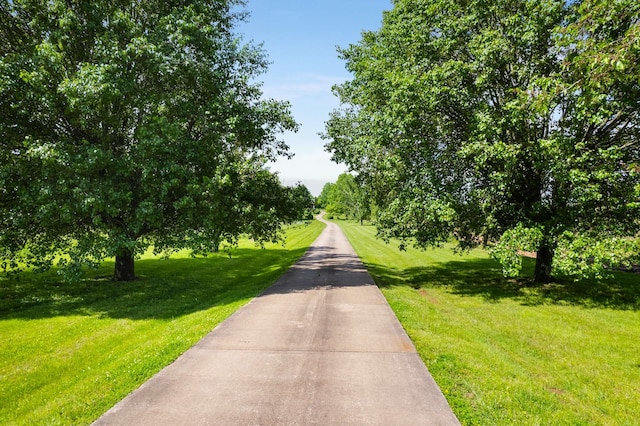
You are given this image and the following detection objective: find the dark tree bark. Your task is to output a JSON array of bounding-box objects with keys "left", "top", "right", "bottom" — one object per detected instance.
[
  {"left": 114, "top": 247, "right": 135, "bottom": 281},
  {"left": 534, "top": 245, "right": 554, "bottom": 283}
]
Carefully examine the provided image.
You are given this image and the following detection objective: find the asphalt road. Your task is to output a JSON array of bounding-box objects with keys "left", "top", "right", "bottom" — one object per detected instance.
[{"left": 94, "top": 216, "right": 460, "bottom": 425}]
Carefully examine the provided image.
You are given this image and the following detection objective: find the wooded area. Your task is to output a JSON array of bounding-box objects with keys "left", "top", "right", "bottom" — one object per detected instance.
[
  {"left": 324, "top": 0, "right": 640, "bottom": 282},
  {"left": 0, "top": 0, "right": 312, "bottom": 281}
]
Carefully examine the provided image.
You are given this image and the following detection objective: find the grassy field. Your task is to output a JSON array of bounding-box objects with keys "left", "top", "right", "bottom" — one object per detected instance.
[
  {"left": 0, "top": 220, "right": 325, "bottom": 425},
  {"left": 336, "top": 220, "right": 640, "bottom": 425}
]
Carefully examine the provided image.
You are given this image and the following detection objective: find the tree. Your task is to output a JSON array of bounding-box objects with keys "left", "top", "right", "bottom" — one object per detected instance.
[
  {"left": 319, "top": 174, "right": 369, "bottom": 223},
  {"left": 330, "top": 173, "right": 370, "bottom": 224},
  {"left": 0, "top": 0, "right": 298, "bottom": 281},
  {"left": 316, "top": 182, "right": 335, "bottom": 209},
  {"left": 324, "top": 0, "right": 639, "bottom": 282},
  {"left": 286, "top": 183, "right": 315, "bottom": 220}
]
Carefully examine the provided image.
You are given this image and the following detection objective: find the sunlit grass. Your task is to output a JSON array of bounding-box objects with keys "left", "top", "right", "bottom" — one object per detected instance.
[
  {"left": 0, "top": 220, "right": 325, "bottom": 425},
  {"left": 336, "top": 219, "right": 640, "bottom": 425}
]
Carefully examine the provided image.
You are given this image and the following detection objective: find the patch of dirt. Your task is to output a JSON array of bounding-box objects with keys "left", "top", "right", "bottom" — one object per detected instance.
[
  {"left": 548, "top": 387, "right": 565, "bottom": 395},
  {"left": 418, "top": 289, "right": 439, "bottom": 304},
  {"left": 518, "top": 250, "right": 537, "bottom": 258}
]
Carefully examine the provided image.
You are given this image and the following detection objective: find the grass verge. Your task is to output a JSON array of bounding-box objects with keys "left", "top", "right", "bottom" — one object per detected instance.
[
  {"left": 336, "top": 219, "right": 640, "bottom": 425},
  {"left": 0, "top": 220, "right": 325, "bottom": 425}
]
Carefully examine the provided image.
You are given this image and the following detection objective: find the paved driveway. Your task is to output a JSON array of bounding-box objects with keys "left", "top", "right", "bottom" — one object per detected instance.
[{"left": 94, "top": 217, "right": 460, "bottom": 425}]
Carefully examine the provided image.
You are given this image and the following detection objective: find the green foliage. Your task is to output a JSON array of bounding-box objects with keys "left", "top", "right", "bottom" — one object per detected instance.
[
  {"left": 554, "top": 233, "right": 640, "bottom": 279},
  {"left": 337, "top": 219, "right": 640, "bottom": 424},
  {"left": 0, "top": 0, "right": 298, "bottom": 280},
  {"left": 324, "top": 0, "right": 640, "bottom": 282},
  {"left": 315, "top": 182, "right": 335, "bottom": 209},
  {"left": 490, "top": 225, "right": 544, "bottom": 278},
  {"left": 320, "top": 173, "right": 370, "bottom": 222},
  {"left": 0, "top": 220, "right": 325, "bottom": 424},
  {"left": 285, "top": 183, "right": 315, "bottom": 221}
]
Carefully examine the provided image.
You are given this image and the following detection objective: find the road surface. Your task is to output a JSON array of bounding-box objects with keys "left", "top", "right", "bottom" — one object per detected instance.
[{"left": 94, "top": 217, "right": 460, "bottom": 425}]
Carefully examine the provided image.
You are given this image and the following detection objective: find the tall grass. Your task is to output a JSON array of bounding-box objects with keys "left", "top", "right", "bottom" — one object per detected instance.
[
  {"left": 0, "top": 220, "right": 325, "bottom": 425},
  {"left": 336, "top": 220, "right": 640, "bottom": 425}
]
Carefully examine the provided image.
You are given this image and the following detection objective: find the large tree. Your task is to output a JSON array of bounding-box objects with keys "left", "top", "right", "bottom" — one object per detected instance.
[
  {"left": 286, "top": 183, "right": 315, "bottom": 220},
  {"left": 316, "top": 182, "right": 335, "bottom": 210},
  {"left": 324, "top": 0, "right": 640, "bottom": 282},
  {"left": 0, "top": 0, "right": 298, "bottom": 281},
  {"left": 326, "top": 173, "right": 370, "bottom": 224}
]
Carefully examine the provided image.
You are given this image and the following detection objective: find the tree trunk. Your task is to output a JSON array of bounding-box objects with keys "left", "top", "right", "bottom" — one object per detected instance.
[
  {"left": 114, "top": 248, "right": 135, "bottom": 281},
  {"left": 534, "top": 245, "right": 554, "bottom": 283}
]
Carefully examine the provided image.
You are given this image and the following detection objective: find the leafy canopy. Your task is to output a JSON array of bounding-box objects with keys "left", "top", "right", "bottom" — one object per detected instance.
[
  {"left": 321, "top": 173, "right": 370, "bottom": 223},
  {"left": 316, "top": 182, "right": 335, "bottom": 210},
  {"left": 324, "top": 0, "right": 640, "bottom": 281},
  {"left": 286, "top": 183, "right": 315, "bottom": 221},
  {"left": 0, "top": 0, "right": 299, "bottom": 280}
]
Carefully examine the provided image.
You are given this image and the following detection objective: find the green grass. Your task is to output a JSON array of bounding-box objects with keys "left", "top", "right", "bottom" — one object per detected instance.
[
  {"left": 0, "top": 220, "right": 325, "bottom": 425},
  {"left": 335, "top": 219, "right": 640, "bottom": 425}
]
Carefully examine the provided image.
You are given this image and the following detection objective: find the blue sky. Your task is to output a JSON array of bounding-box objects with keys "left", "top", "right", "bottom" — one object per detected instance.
[{"left": 237, "top": 1, "right": 392, "bottom": 195}]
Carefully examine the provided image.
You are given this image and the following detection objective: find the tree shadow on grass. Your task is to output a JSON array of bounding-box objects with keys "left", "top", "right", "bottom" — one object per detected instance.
[
  {"left": 0, "top": 247, "right": 308, "bottom": 321},
  {"left": 365, "top": 256, "right": 640, "bottom": 311}
]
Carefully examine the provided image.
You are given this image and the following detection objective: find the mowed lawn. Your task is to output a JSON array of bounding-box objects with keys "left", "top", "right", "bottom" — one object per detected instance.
[
  {"left": 336, "top": 220, "right": 640, "bottom": 425},
  {"left": 0, "top": 220, "right": 325, "bottom": 425}
]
